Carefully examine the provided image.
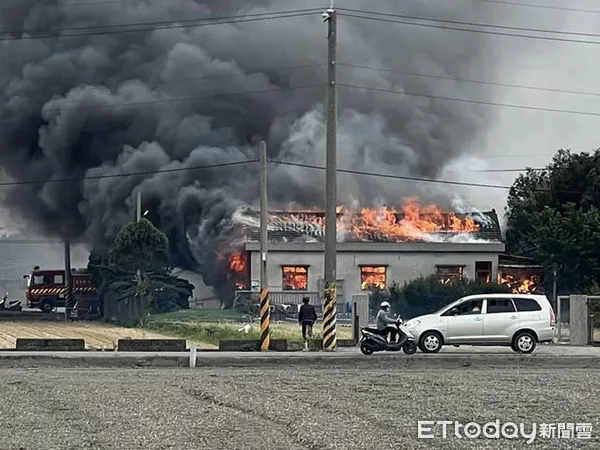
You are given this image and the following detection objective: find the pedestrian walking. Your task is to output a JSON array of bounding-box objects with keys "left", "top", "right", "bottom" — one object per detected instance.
[{"left": 298, "top": 296, "right": 317, "bottom": 340}]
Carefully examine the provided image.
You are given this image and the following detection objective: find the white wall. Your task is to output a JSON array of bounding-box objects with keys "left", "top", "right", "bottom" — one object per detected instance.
[{"left": 248, "top": 242, "right": 503, "bottom": 304}]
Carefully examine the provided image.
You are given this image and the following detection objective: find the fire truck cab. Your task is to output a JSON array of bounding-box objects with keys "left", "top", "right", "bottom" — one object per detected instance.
[{"left": 24, "top": 267, "right": 100, "bottom": 314}]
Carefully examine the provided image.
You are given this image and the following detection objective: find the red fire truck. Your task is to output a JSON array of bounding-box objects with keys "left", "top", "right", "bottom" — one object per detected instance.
[{"left": 24, "top": 267, "right": 102, "bottom": 315}]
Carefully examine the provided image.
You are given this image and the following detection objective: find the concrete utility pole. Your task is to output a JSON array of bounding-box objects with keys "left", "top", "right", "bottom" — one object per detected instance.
[
  {"left": 136, "top": 190, "right": 142, "bottom": 223},
  {"left": 136, "top": 190, "right": 144, "bottom": 326},
  {"left": 322, "top": 4, "right": 338, "bottom": 352},
  {"left": 259, "top": 141, "right": 271, "bottom": 351},
  {"left": 64, "top": 239, "right": 73, "bottom": 320},
  {"left": 552, "top": 265, "right": 558, "bottom": 311}
]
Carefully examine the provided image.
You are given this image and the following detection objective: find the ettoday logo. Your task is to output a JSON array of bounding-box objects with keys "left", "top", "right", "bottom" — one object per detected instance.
[{"left": 418, "top": 420, "right": 593, "bottom": 443}]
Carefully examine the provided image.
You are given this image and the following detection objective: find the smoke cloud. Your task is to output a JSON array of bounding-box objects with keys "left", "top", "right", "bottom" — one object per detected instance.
[{"left": 0, "top": 0, "right": 515, "bottom": 298}]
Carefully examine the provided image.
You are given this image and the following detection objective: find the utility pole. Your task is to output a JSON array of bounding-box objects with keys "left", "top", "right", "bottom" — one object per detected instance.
[
  {"left": 259, "top": 141, "right": 271, "bottom": 351},
  {"left": 64, "top": 239, "right": 73, "bottom": 320},
  {"left": 552, "top": 265, "right": 558, "bottom": 309},
  {"left": 322, "top": 3, "right": 337, "bottom": 352},
  {"left": 136, "top": 190, "right": 142, "bottom": 222},
  {"left": 136, "top": 190, "right": 144, "bottom": 326},
  {"left": 553, "top": 265, "right": 559, "bottom": 340}
]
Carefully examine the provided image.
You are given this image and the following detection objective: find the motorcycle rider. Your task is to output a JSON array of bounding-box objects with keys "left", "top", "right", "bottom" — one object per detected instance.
[{"left": 376, "top": 301, "right": 400, "bottom": 343}]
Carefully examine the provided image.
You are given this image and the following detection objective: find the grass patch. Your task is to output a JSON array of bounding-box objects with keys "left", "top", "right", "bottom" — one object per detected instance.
[
  {"left": 144, "top": 310, "right": 353, "bottom": 346},
  {"left": 148, "top": 309, "right": 248, "bottom": 323}
]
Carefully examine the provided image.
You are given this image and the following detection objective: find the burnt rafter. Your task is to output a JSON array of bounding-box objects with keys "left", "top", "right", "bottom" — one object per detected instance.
[{"left": 241, "top": 208, "right": 502, "bottom": 243}]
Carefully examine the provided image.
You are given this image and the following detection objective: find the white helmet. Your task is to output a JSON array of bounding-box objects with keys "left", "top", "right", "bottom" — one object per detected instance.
[{"left": 380, "top": 301, "right": 391, "bottom": 309}]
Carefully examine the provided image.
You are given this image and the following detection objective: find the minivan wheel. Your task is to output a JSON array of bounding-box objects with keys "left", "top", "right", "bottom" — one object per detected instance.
[
  {"left": 419, "top": 331, "right": 443, "bottom": 353},
  {"left": 513, "top": 331, "right": 537, "bottom": 354}
]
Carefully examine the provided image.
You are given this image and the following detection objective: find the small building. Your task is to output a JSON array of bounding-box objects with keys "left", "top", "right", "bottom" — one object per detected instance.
[{"left": 238, "top": 208, "right": 506, "bottom": 307}]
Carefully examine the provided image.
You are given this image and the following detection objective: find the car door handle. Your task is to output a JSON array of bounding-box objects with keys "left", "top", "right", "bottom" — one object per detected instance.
[
  {"left": 474, "top": 317, "right": 482, "bottom": 321},
  {"left": 510, "top": 315, "right": 518, "bottom": 319}
]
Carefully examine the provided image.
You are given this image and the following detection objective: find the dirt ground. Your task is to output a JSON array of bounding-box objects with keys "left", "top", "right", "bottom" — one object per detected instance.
[
  {"left": 0, "top": 321, "right": 215, "bottom": 349},
  {"left": 1, "top": 367, "right": 598, "bottom": 449}
]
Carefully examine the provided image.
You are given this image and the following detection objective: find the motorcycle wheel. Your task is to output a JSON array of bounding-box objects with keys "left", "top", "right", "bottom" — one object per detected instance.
[
  {"left": 360, "top": 342, "right": 374, "bottom": 356},
  {"left": 402, "top": 340, "right": 418, "bottom": 355}
]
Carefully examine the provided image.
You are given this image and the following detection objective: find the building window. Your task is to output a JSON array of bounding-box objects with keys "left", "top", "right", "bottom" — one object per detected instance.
[
  {"left": 360, "top": 266, "right": 387, "bottom": 290},
  {"left": 436, "top": 265, "right": 464, "bottom": 284},
  {"left": 282, "top": 266, "right": 308, "bottom": 290},
  {"left": 475, "top": 261, "right": 492, "bottom": 283}
]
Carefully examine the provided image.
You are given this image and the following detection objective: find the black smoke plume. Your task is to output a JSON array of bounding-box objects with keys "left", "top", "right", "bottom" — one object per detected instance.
[{"left": 0, "top": 0, "right": 500, "bottom": 302}]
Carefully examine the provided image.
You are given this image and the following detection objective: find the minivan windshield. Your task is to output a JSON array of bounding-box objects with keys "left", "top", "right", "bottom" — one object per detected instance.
[{"left": 433, "top": 298, "right": 463, "bottom": 315}]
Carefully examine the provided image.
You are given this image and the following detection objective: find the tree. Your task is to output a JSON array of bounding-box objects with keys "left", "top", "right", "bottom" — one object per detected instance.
[
  {"left": 89, "top": 218, "right": 193, "bottom": 325},
  {"left": 505, "top": 149, "right": 600, "bottom": 293},
  {"left": 108, "top": 218, "right": 169, "bottom": 274}
]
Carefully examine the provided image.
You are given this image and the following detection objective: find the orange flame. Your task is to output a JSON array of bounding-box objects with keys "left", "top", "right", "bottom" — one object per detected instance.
[
  {"left": 498, "top": 273, "right": 541, "bottom": 294},
  {"left": 360, "top": 266, "right": 386, "bottom": 290},
  {"left": 218, "top": 251, "right": 249, "bottom": 290},
  {"left": 282, "top": 266, "right": 308, "bottom": 290},
  {"left": 266, "top": 198, "right": 481, "bottom": 243},
  {"left": 353, "top": 198, "right": 479, "bottom": 242}
]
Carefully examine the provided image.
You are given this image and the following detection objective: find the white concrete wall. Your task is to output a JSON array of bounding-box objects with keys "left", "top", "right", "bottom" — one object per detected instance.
[{"left": 248, "top": 242, "right": 503, "bottom": 304}]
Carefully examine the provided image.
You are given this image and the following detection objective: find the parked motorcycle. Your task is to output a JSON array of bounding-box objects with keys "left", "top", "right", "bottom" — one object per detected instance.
[
  {"left": 0, "top": 292, "right": 22, "bottom": 312},
  {"left": 359, "top": 320, "right": 418, "bottom": 355}
]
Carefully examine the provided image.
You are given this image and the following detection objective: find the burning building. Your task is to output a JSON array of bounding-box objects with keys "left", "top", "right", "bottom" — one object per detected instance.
[{"left": 229, "top": 198, "right": 513, "bottom": 305}]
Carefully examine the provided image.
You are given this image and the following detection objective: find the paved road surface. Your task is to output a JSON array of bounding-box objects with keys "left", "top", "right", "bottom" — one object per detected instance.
[{"left": 1, "top": 367, "right": 598, "bottom": 449}]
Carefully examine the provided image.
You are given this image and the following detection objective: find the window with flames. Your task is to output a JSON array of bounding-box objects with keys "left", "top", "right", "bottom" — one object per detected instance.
[
  {"left": 282, "top": 266, "right": 308, "bottom": 291},
  {"left": 360, "top": 266, "right": 387, "bottom": 291},
  {"left": 436, "top": 265, "right": 464, "bottom": 284}
]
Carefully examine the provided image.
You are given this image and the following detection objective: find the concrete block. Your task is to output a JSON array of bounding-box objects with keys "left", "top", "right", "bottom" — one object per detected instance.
[
  {"left": 308, "top": 339, "right": 323, "bottom": 351},
  {"left": 353, "top": 294, "right": 370, "bottom": 339},
  {"left": 117, "top": 339, "right": 187, "bottom": 352},
  {"left": 219, "top": 340, "right": 260, "bottom": 351},
  {"left": 269, "top": 339, "right": 287, "bottom": 351},
  {"left": 15, "top": 338, "right": 85, "bottom": 351},
  {"left": 337, "top": 339, "right": 357, "bottom": 347},
  {"left": 287, "top": 341, "right": 305, "bottom": 351},
  {"left": 569, "top": 295, "right": 589, "bottom": 346}
]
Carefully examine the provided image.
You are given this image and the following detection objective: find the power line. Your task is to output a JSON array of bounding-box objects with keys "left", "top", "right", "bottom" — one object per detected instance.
[
  {"left": 268, "top": 159, "right": 582, "bottom": 193},
  {"left": 338, "top": 7, "right": 600, "bottom": 38},
  {"left": 0, "top": 159, "right": 257, "bottom": 188},
  {"left": 1, "top": 8, "right": 317, "bottom": 35},
  {"left": 150, "top": 63, "right": 325, "bottom": 87},
  {"left": 1, "top": 0, "right": 126, "bottom": 12},
  {"left": 5, "top": 78, "right": 597, "bottom": 126},
  {"left": 339, "top": 62, "right": 600, "bottom": 98},
  {"left": 0, "top": 84, "right": 323, "bottom": 121},
  {"left": 339, "top": 82, "right": 600, "bottom": 118},
  {"left": 339, "top": 12, "right": 600, "bottom": 46},
  {"left": 463, "top": 0, "right": 600, "bottom": 14},
  {"left": 0, "top": 9, "right": 318, "bottom": 41},
  {"left": 0, "top": 239, "right": 63, "bottom": 244},
  {"left": 0, "top": 158, "right": 565, "bottom": 191},
  {"left": 458, "top": 168, "right": 545, "bottom": 172}
]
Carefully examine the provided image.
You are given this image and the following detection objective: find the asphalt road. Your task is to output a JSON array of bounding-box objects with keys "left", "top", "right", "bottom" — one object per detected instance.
[{"left": 1, "top": 367, "right": 598, "bottom": 449}]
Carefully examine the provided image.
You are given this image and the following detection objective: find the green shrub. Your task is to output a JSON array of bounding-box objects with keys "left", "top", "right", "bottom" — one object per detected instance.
[{"left": 382, "top": 275, "right": 511, "bottom": 319}]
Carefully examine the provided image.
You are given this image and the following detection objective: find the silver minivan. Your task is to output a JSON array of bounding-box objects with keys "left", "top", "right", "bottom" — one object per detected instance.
[{"left": 404, "top": 294, "right": 556, "bottom": 353}]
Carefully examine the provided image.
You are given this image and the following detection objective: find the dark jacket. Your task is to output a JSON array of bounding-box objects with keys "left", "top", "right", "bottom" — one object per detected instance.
[{"left": 298, "top": 303, "right": 318, "bottom": 324}]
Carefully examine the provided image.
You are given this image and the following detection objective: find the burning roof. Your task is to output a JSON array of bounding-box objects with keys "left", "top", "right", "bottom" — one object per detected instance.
[{"left": 239, "top": 198, "right": 502, "bottom": 244}]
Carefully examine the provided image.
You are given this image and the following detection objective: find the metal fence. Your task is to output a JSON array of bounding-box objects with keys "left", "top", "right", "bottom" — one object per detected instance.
[{"left": 233, "top": 290, "right": 353, "bottom": 323}]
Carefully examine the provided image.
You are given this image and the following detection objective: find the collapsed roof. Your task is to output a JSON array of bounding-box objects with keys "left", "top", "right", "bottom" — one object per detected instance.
[{"left": 240, "top": 208, "right": 503, "bottom": 244}]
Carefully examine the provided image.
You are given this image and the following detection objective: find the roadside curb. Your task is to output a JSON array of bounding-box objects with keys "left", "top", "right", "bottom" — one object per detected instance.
[{"left": 1, "top": 352, "right": 599, "bottom": 369}]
